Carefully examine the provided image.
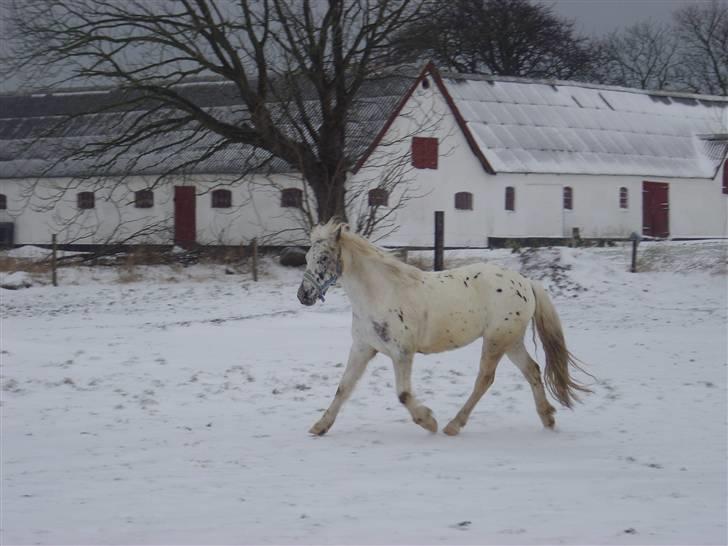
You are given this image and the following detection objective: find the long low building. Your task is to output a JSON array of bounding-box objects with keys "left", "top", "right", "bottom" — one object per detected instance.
[{"left": 1, "top": 64, "right": 726, "bottom": 248}]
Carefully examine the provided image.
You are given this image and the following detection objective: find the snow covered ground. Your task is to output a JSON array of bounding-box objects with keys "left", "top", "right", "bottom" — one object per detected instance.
[{"left": 1, "top": 241, "right": 726, "bottom": 545}]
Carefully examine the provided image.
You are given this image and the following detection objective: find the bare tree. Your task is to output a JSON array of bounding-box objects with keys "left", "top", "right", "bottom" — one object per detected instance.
[
  {"left": 595, "top": 22, "right": 681, "bottom": 90},
  {"left": 393, "top": 0, "right": 595, "bottom": 80},
  {"left": 6, "top": 0, "right": 431, "bottom": 231},
  {"left": 674, "top": 0, "right": 728, "bottom": 95}
]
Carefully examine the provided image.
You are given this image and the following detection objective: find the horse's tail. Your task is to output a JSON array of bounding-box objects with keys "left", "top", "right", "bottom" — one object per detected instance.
[{"left": 530, "top": 280, "right": 592, "bottom": 408}]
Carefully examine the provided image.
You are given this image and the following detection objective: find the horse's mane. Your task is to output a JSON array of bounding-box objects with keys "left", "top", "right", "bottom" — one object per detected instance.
[{"left": 312, "top": 220, "right": 423, "bottom": 283}]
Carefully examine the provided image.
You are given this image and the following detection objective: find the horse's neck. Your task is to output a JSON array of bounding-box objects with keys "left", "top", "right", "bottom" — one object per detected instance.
[{"left": 340, "top": 245, "right": 394, "bottom": 311}]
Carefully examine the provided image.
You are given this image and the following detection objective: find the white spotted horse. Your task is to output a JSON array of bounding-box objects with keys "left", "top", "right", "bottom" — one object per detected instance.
[{"left": 297, "top": 220, "right": 591, "bottom": 436}]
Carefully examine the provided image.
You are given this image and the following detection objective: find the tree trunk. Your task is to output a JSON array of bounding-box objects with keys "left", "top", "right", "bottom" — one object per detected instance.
[{"left": 310, "top": 169, "right": 348, "bottom": 224}]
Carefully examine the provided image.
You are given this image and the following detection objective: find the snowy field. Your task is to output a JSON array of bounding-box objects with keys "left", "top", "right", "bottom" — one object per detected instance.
[{"left": 1, "top": 241, "right": 726, "bottom": 545}]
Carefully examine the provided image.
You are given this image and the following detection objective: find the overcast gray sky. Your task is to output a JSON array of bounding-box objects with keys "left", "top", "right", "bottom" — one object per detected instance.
[
  {"left": 0, "top": 0, "right": 717, "bottom": 93},
  {"left": 542, "top": 0, "right": 705, "bottom": 35}
]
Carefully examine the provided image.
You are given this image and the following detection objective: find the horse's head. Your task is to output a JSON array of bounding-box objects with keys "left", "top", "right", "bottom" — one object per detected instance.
[{"left": 297, "top": 222, "right": 347, "bottom": 306}]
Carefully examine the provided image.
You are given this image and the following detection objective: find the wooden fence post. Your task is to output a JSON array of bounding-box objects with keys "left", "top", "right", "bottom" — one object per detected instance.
[
  {"left": 434, "top": 211, "right": 444, "bottom": 271},
  {"left": 251, "top": 238, "right": 258, "bottom": 282},
  {"left": 630, "top": 232, "right": 640, "bottom": 273},
  {"left": 571, "top": 227, "right": 581, "bottom": 247},
  {"left": 51, "top": 234, "right": 58, "bottom": 287}
]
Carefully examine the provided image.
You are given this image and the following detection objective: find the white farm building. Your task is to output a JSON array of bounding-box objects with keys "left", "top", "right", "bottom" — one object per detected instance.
[{"left": 1, "top": 63, "right": 727, "bottom": 249}]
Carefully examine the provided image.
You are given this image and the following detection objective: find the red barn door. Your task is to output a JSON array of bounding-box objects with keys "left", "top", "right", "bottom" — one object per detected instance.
[
  {"left": 174, "top": 186, "right": 196, "bottom": 246},
  {"left": 642, "top": 181, "right": 669, "bottom": 238}
]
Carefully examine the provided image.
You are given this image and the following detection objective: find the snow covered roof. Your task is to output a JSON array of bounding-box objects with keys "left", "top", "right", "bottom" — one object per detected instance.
[
  {"left": 0, "top": 76, "right": 412, "bottom": 179},
  {"left": 3, "top": 65, "right": 727, "bottom": 181},
  {"left": 437, "top": 70, "right": 728, "bottom": 178}
]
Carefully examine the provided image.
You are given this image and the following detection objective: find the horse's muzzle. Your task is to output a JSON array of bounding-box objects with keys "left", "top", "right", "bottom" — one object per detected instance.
[{"left": 297, "top": 283, "right": 316, "bottom": 306}]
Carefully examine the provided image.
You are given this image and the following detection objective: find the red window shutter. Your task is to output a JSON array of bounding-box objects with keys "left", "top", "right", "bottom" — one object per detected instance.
[
  {"left": 212, "top": 189, "right": 232, "bottom": 208},
  {"left": 505, "top": 186, "right": 515, "bottom": 211},
  {"left": 135, "top": 190, "right": 154, "bottom": 208},
  {"left": 454, "top": 192, "right": 473, "bottom": 210},
  {"left": 368, "top": 188, "right": 389, "bottom": 207},
  {"left": 723, "top": 159, "right": 728, "bottom": 195},
  {"left": 563, "top": 186, "right": 573, "bottom": 210},
  {"left": 281, "top": 188, "right": 303, "bottom": 208},
  {"left": 77, "top": 192, "right": 95, "bottom": 209},
  {"left": 412, "top": 137, "right": 438, "bottom": 169}
]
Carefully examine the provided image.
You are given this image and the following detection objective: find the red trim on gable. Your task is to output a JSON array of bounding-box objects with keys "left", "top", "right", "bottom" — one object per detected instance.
[
  {"left": 427, "top": 66, "right": 496, "bottom": 175},
  {"left": 352, "top": 62, "right": 496, "bottom": 175},
  {"left": 352, "top": 63, "right": 434, "bottom": 174}
]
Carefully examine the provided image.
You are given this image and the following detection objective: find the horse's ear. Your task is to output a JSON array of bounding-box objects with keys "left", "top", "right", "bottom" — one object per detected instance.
[{"left": 335, "top": 223, "right": 349, "bottom": 241}]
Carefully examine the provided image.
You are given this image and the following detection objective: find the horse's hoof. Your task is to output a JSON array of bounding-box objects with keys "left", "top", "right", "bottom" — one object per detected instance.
[
  {"left": 443, "top": 421, "right": 461, "bottom": 436},
  {"left": 541, "top": 406, "right": 556, "bottom": 428},
  {"left": 309, "top": 422, "right": 330, "bottom": 436},
  {"left": 413, "top": 407, "right": 438, "bottom": 433}
]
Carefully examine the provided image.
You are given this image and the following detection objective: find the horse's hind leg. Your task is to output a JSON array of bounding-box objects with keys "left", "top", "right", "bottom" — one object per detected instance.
[
  {"left": 507, "top": 341, "right": 556, "bottom": 428},
  {"left": 309, "top": 342, "right": 376, "bottom": 436},
  {"left": 443, "top": 344, "right": 504, "bottom": 436},
  {"left": 393, "top": 354, "right": 438, "bottom": 433}
]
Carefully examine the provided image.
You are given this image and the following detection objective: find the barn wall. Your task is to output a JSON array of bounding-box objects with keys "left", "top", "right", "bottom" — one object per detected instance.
[
  {"left": 668, "top": 170, "right": 727, "bottom": 238},
  {"left": 488, "top": 172, "right": 727, "bottom": 239},
  {"left": 350, "top": 78, "right": 493, "bottom": 248},
  {"left": 0, "top": 174, "right": 310, "bottom": 246},
  {"left": 490, "top": 173, "right": 642, "bottom": 239}
]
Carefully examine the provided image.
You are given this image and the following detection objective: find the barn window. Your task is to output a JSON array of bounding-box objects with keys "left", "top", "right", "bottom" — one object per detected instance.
[
  {"left": 0, "top": 194, "right": 6, "bottom": 210},
  {"left": 723, "top": 159, "right": 728, "bottom": 195},
  {"left": 281, "top": 188, "right": 303, "bottom": 208},
  {"left": 411, "top": 137, "right": 438, "bottom": 169},
  {"left": 454, "top": 192, "right": 473, "bottom": 210},
  {"left": 620, "top": 187, "right": 629, "bottom": 208},
  {"left": 77, "top": 192, "right": 95, "bottom": 209},
  {"left": 563, "top": 186, "right": 573, "bottom": 210},
  {"left": 505, "top": 186, "right": 515, "bottom": 211},
  {"left": 368, "top": 188, "right": 389, "bottom": 207},
  {"left": 211, "top": 189, "right": 232, "bottom": 208},
  {"left": 134, "top": 189, "right": 154, "bottom": 208}
]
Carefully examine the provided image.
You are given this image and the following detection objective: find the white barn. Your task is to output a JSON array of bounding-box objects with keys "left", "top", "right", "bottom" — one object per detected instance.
[
  {"left": 351, "top": 64, "right": 728, "bottom": 247},
  {"left": 0, "top": 77, "right": 408, "bottom": 248},
  {"left": 1, "top": 64, "right": 726, "bottom": 249}
]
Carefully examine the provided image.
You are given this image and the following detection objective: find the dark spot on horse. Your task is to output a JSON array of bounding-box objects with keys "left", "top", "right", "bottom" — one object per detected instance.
[
  {"left": 399, "top": 392, "right": 410, "bottom": 405},
  {"left": 504, "top": 317, "right": 509, "bottom": 321},
  {"left": 496, "top": 288, "right": 503, "bottom": 293},
  {"left": 463, "top": 280, "right": 468, "bottom": 287},
  {"left": 466, "top": 277, "right": 470, "bottom": 281},
  {"left": 473, "top": 273, "right": 481, "bottom": 279},
  {"left": 397, "top": 310, "right": 404, "bottom": 322},
  {"left": 373, "top": 321, "right": 390, "bottom": 343},
  {"left": 495, "top": 273, "right": 503, "bottom": 277},
  {"left": 516, "top": 311, "right": 520, "bottom": 316}
]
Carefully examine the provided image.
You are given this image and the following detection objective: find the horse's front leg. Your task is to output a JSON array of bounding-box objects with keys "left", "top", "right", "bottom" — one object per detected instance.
[
  {"left": 393, "top": 353, "right": 438, "bottom": 433},
  {"left": 309, "top": 342, "right": 377, "bottom": 436}
]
